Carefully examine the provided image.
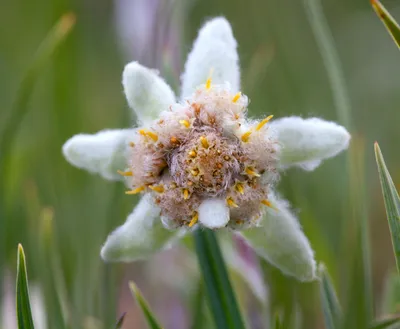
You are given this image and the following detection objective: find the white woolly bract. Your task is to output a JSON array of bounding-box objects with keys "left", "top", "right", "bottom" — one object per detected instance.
[
  {"left": 198, "top": 198, "right": 230, "bottom": 228},
  {"left": 123, "top": 61, "right": 176, "bottom": 124},
  {"left": 62, "top": 129, "right": 132, "bottom": 181},
  {"left": 240, "top": 194, "right": 317, "bottom": 282},
  {"left": 272, "top": 116, "right": 350, "bottom": 170},
  {"left": 180, "top": 17, "right": 240, "bottom": 99},
  {"left": 101, "top": 194, "right": 178, "bottom": 262}
]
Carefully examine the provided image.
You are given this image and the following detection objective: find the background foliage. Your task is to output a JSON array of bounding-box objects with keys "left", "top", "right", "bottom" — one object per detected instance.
[{"left": 2, "top": 0, "right": 400, "bottom": 328}]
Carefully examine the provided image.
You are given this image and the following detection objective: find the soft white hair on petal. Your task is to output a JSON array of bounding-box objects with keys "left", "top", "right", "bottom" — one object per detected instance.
[
  {"left": 62, "top": 129, "right": 133, "bottom": 181},
  {"left": 271, "top": 116, "right": 350, "bottom": 170},
  {"left": 239, "top": 193, "right": 317, "bottom": 282},
  {"left": 198, "top": 198, "right": 230, "bottom": 228},
  {"left": 101, "top": 194, "right": 179, "bottom": 262},
  {"left": 180, "top": 17, "right": 240, "bottom": 99},
  {"left": 122, "top": 61, "right": 176, "bottom": 124}
]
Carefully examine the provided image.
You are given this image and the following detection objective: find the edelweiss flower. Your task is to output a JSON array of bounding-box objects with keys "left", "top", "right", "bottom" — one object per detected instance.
[{"left": 62, "top": 17, "right": 350, "bottom": 281}]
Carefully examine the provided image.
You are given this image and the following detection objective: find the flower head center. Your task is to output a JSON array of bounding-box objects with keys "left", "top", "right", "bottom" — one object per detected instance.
[{"left": 124, "top": 83, "right": 279, "bottom": 228}]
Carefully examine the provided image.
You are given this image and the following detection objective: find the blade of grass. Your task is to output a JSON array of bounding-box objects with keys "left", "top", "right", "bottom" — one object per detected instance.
[
  {"left": 193, "top": 229, "right": 246, "bottom": 329},
  {"left": 114, "top": 313, "right": 126, "bottom": 329},
  {"left": 16, "top": 244, "right": 35, "bottom": 329},
  {"left": 371, "top": 0, "right": 400, "bottom": 51},
  {"left": 374, "top": 142, "right": 400, "bottom": 274},
  {"left": 369, "top": 317, "right": 400, "bottom": 329},
  {"left": 319, "top": 265, "right": 342, "bottom": 329},
  {"left": 129, "top": 281, "right": 163, "bottom": 329}
]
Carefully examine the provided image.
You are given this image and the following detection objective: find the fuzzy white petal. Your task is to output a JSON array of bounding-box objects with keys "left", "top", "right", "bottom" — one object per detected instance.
[
  {"left": 240, "top": 194, "right": 316, "bottom": 281},
  {"left": 101, "top": 194, "right": 178, "bottom": 262},
  {"left": 123, "top": 61, "right": 176, "bottom": 124},
  {"left": 181, "top": 17, "right": 240, "bottom": 99},
  {"left": 62, "top": 129, "right": 132, "bottom": 180},
  {"left": 198, "top": 198, "right": 230, "bottom": 228},
  {"left": 272, "top": 117, "right": 350, "bottom": 170}
]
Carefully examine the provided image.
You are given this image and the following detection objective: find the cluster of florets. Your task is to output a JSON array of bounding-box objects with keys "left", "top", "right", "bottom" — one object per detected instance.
[{"left": 120, "top": 81, "right": 280, "bottom": 229}]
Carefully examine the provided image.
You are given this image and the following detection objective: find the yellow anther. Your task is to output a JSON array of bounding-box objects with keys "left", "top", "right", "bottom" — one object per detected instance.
[
  {"left": 241, "top": 131, "right": 252, "bottom": 142},
  {"left": 235, "top": 182, "right": 245, "bottom": 195},
  {"left": 232, "top": 92, "right": 241, "bottom": 103},
  {"left": 261, "top": 199, "right": 278, "bottom": 211},
  {"left": 200, "top": 136, "right": 209, "bottom": 148},
  {"left": 255, "top": 115, "right": 274, "bottom": 131},
  {"left": 245, "top": 167, "right": 261, "bottom": 177},
  {"left": 227, "top": 197, "right": 239, "bottom": 208},
  {"left": 191, "top": 168, "right": 199, "bottom": 176},
  {"left": 125, "top": 186, "right": 145, "bottom": 195},
  {"left": 148, "top": 185, "right": 164, "bottom": 193},
  {"left": 139, "top": 129, "right": 158, "bottom": 142},
  {"left": 179, "top": 119, "right": 190, "bottom": 128},
  {"left": 129, "top": 142, "right": 135, "bottom": 147},
  {"left": 183, "top": 189, "right": 190, "bottom": 200},
  {"left": 206, "top": 77, "right": 212, "bottom": 90},
  {"left": 188, "top": 150, "right": 197, "bottom": 158},
  {"left": 170, "top": 182, "right": 177, "bottom": 189},
  {"left": 188, "top": 212, "right": 199, "bottom": 228},
  {"left": 117, "top": 170, "right": 133, "bottom": 177}
]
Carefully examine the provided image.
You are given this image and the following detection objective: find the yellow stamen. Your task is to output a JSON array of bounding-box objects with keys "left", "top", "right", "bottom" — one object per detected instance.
[
  {"left": 241, "top": 131, "right": 252, "bottom": 142},
  {"left": 255, "top": 115, "right": 274, "bottom": 131},
  {"left": 188, "top": 212, "right": 199, "bottom": 227},
  {"left": 245, "top": 167, "right": 261, "bottom": 177},
  {"left": 125, "top": 186, "right": 145, "bottom": 195},
  {"left": 139, "top": 129, "right": 158, "bottom": 142},
  {"left": 148, "top": 185, "right": 164, "bottom": 193},
  {"left": 227, "top": 197, "right": 239, "bottom": 208},
  {"left": 206, "top": 77, "right": 212, "bottom": 90},
  {"left": 183, "top": 189, "right": 190, "bottom": 200},
  {"left": 191, "top": 168, "right": 199, "bottom": 176},
  {"left": 117, "top": 170, "right": 133, "bottom": 177},
  {"left": 145, "top": 131, "right": 158, "bottom": 142},
  {"left": 129, "top": 142, "right": 135, "bottom": 147},
  {"left": 232, "top": 92, "right": 241, "bottom": 103},
  {"left": 200, "top": 136, "right": 209, "bottom": 148},
  {"left": 261, "top": 199, "right": 278, "bottom": 211},
  {"left": 188, "top": 150, "right": 197, "bottom": 158},
  {"left": 179, "top": 119, "right": 190, "bottom": 128},
  {"left": 235, "top": 182, "right": 244, "bottom": 195}
]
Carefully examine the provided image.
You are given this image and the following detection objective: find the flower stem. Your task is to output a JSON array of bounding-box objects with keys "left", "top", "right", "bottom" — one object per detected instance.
[{"left": 193, "top": 228, "right": 246, "bottom": 329}]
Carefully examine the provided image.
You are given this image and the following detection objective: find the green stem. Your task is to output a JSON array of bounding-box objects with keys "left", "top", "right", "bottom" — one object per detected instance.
[{"left": 193, "top": 229, "right": 246, "bottom": 329}]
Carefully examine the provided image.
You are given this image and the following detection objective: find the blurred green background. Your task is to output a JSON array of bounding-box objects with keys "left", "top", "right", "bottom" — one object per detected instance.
[{"left": 1, "top": 0, "right": 400, "bottom": 328}]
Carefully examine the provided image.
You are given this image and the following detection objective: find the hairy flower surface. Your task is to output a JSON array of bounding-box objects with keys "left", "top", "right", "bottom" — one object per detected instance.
[{"left": 62, "top": 17, "right": 350, "bottom": 281}]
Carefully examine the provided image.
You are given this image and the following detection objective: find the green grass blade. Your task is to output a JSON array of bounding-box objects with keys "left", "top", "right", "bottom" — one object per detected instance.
[
  {"left": 369, "top": 317, "right": 400, "bottom": 329},
  {"left": 114, "top": 313, "right": 126, "bottom": 329},
  {"left": 374, "top": 142, "right": 400, "bottom": 274},
  {"left": 129, "top": 281, "right": 163, "bottom": 329},
  {"left": 371, "top": 0, "right": 400, "bottom": 51},
  {"left": 193, "top": 229, "right": 246, "bottom": 329},
  {"left": 319, "top": 265, "right": 342, "bottom": 329},
  {"left": 0, "top": 13, "right": 75, "bottom": 186},
  {"left": 16, "top": 244, "right": 35, "bottom": 329}
]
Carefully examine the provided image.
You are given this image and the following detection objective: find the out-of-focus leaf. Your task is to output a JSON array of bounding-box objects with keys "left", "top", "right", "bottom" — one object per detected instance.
[
  {"left": 371, "top": 0, "right": 400, "bottom": 51},
  {"left": 369, "top": 317, "right": 400, "bottom": 329},
  {"left": 381, "top": 272, "right": 400, "bottom": 314},
  {"left": 319, "top": 265, "right": 342, "bottom": 329},
  {"left": 375, "top": 142, "right": 400, "bottom": 274},
  {"left": 114, "top": 313, "right": 126, "bottom": 329},
  {"left": 16, "top": 244, "right": 35, "bottom": 329},
  {"left": 129, "top": 281, "right": 163, "bottom": 329},
  {"left": 274, "top": 314, "right": 283, "bottom": 329},
  {"left": 0, "top": 13, "right": 76, "bottom": 181},
  {"left": 193, "top": 229, "right": 246, "bottom": 329}
]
